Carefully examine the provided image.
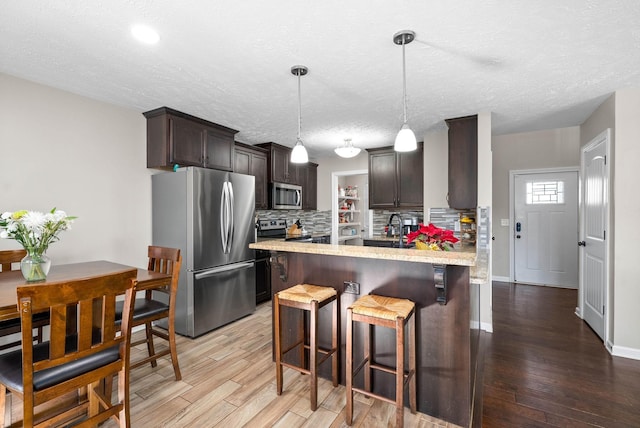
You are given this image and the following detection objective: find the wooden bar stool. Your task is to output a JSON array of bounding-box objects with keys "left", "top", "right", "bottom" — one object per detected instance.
[
  {"left": 346, "top": 294, "right": 417, "bottom": 427},
  {"left": 274, "top": 284, "right": 339, "bottom": 411}
]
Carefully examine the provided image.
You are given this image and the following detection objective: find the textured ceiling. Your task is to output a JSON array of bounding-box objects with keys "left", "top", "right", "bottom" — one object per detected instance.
[{"left": 2, "top": 1, "right": 640, "bottom": 159}]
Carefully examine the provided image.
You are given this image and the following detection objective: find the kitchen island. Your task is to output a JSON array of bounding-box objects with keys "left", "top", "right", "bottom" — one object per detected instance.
[{"left": 249, "top": 240, "right": 482, "bottom": 427}]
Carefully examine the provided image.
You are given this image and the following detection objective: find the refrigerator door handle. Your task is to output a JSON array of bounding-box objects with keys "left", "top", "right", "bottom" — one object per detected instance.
[
  {"left": 220, "top": 181, "right": 228, "bottom": 253},
  {"left": 228, "top": 181, "right": 235, "bottom": 252},
  {"left": 194, "top": 261, "right": 255, "bottom": 279}
]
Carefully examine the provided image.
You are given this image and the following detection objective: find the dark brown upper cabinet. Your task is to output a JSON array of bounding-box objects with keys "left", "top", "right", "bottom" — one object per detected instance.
[
  {"left": 257, "top": 142, "right": 295, "bottom": 184},
  {"left": 446, "top": 115, "right": 477, "bottom": 209},
  {"left": 144, "top": 107, "right": 237, "bottom": 171},
  {"left": 368, "top": 143, "right": 423, "bottom": 209},
  {"left": 234, "top": 142, "right": 269, "bottom": 210},
  {"left": 256, "top": 142, "right": 317, "bottom": 209},
  {"left": 298, "top": 162, "right": 318, "bottom": 210}
]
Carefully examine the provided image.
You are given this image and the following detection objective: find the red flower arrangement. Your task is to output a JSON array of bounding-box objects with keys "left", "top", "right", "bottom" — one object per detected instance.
[{"left": 406, "top": 223, "right": 459, "bottom": 251}]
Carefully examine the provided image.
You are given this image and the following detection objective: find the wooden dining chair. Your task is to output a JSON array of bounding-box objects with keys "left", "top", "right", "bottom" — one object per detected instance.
[
  {"left": 0, "top": 269, "right": 137, "bottom": 427},
  {"left": 0, "top": 249, "right": 50, "bottom": 352},
  {"left": 115, "top": 246, "right": 182, "bottom": 381}
]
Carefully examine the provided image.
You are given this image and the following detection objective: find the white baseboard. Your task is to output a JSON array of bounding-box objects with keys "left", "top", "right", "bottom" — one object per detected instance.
[
  {"left": 611, "top": 344, "right": 640, "bottom": 361},
  {"left": 492, "top": 275, "right": 510, "bottom": 282},
  {"left": 470, "top": 320, "right": 493, "bottom": 333},
  {"left": 481, "top": 322, "right": 493, "bottom": 333}
]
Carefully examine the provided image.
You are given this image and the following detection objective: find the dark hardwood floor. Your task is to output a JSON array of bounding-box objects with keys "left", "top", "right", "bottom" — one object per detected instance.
[{"left": 482, "top": 282, "right": 640, "bottom": 427}]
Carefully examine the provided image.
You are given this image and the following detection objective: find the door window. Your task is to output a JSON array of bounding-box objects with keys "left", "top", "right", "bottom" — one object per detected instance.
[{"left": 526, "top": 181, "right": 565, "bottom": 205}]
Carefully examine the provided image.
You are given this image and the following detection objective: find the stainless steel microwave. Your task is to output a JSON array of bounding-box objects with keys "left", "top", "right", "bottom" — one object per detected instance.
[{"left": 271, "top": 182, "right": 302, "bottom": 209}]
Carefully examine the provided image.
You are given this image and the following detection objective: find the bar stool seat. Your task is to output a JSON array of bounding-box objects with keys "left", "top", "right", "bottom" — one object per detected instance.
[
  {"left": 274, "top": 284, "right": 339, "bottom": 411},
  {"left": 346, "top": 294, "right": 417, "bottom": 427}
]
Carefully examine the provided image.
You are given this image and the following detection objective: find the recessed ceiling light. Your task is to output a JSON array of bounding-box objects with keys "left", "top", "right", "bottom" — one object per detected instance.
[{"left": 131, "top": 24, "right": 159, "bottom": 44}]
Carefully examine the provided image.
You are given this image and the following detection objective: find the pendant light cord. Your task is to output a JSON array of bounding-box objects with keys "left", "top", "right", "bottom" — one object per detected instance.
[
  {"left": 297, "top": 72, "right": 302, "bottom": 140},
  {"left": 402, "top": 38, "right": 408, "bottom": 124}
]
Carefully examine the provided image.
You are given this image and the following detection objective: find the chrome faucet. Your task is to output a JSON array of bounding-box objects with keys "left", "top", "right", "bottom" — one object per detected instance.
[{"left": 388, "top": 213, "right": 404, "bottom": 248}]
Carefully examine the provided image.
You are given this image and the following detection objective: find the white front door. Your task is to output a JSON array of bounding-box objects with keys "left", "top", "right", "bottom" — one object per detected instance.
[
  {"left": 580, "top": 130, "right": 609, "bottom": 340},
  {"left": 513, "top": 170, "right": 579, "bottom": 287}
]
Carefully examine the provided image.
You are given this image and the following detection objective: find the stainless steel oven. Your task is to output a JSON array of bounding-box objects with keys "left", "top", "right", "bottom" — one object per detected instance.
[{"left": 271, "top": 182, "right": 302, "bottom": 209}]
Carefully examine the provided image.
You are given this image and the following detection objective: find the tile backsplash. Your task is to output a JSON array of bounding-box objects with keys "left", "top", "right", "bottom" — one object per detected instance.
[{"left": 256, "top": 210, "right": 331, "bottom": 234}]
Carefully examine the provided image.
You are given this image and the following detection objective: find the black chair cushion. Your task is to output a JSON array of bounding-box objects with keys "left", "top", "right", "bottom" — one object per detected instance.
[
  {"left": 114, "top": 298, "right": 168, "bottom": 324},
  {"left": 0, "top": 334, "right": 119, "bottom": 393},
  {"left": 0, "top": 311, "right": 50, "bottom": 331}
]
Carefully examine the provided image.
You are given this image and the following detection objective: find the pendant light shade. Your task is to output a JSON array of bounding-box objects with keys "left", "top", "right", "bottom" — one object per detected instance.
[
  {"left": 290, "top": 65, "right": 309, "bottom": 164},
  {"left": 335, "top": 138, "right": 361, "bottom": 158},
  {"left": 291, "top": 138, "right": 308, "bottom": 163},
  {"left": 393, "top": 30, "right": 417, "bottom": 152},
  {"left": 394, "top": 123, "right": 417, "bottom": 152}
]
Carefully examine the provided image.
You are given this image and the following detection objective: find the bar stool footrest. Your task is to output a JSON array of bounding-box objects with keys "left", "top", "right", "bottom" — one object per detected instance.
[{"left": 351, "top": 386, "right": 398, "bottom": 406}]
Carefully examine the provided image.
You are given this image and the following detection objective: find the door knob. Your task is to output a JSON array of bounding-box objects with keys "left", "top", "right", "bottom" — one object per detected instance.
[{"left": 578, "top": 241, "right": 586, "bottom": 247}]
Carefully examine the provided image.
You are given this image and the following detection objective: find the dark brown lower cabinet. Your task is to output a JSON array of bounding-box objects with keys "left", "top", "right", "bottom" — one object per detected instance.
[{"left": 255, "top": 251, "right": 271, "bottom": 304}]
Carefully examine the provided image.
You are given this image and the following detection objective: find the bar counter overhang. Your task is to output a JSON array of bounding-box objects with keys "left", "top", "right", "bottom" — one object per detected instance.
[{"left": 249, "top": 240, "right": 483, "bottom": 427}]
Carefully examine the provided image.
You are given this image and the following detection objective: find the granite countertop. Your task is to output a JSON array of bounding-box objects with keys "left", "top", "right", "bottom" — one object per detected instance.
[{"left": 249, "top": 240, "right": 476, "bottom": 267}]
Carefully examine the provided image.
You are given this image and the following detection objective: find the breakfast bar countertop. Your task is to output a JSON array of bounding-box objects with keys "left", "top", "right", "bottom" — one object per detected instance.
[{"left": 249, "top": 240, "right": 476, "bottom": 267}]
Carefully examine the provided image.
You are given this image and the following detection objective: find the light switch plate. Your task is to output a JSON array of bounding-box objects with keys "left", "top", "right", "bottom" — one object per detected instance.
[{"left": 501, "top": 218, "right": 510, "bottom": 226}]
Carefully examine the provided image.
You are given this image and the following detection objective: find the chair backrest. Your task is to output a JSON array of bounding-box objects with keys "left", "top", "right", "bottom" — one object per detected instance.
[
  {"left": 17, "top": 269, "right": 137, "bottom": 426},
  {"left": 144, "top": 245, "right": 181, "bottom": 301},
  {"left": 0, "top": 249, "right": 27, "bottom": 273}
]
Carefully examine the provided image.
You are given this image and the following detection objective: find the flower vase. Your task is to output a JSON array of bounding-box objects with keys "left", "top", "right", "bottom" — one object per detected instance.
[
  {"left": 415, "top": 241, "right": 441, "bottom": 251},
  {"left": 21, "top": 251, "right": 51, "bottom": 282}
]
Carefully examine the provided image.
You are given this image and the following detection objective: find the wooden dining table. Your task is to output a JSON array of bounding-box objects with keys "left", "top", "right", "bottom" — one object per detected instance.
[{"left": 0, "top": 260, "right": 172, "bottom": 322}]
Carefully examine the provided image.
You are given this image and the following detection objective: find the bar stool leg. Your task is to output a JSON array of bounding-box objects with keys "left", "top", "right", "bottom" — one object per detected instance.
[
  {"left": 310, "top": 300, "right": 319, "bottom": 411},
  {"left": 298, "top": 305, "right": 305, "bottom": 369},
  {"left": 364, "top": 323, "right": 371, "bottom": 392},
  {"left": 346, "top": 307, "right": 354, "bottom": 425},
  {"left": 274, "top": 294, "right": 283, "bottom": 396},
  {"left": 395, "top": 316, "right": 405, "bottom": 427},
  {"left": 409, "top": 312, "right": 417, "bottom": 413},
  {"left": 332, "top": 294, "right": 339, "bottom": 387}
]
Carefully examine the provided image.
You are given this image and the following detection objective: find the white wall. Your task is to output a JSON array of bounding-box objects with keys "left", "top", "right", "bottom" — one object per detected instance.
[
  {"left": 316, "top": 151, "right": 368, "bottom": 211},
  {"left": 491, "top": 126, "right": 581, "bottom": 278},
  {"left": 612, "top": 89, "right": 640, "bottom": 354},
  {"left": 423, "top": 130, "right": 448, "bottom": 217},
  {"left": 0, "top": 73, "right": 151, "bottom": 268},
  {"left": 477, "top": 111, "right": 493, "bottom": 331}
]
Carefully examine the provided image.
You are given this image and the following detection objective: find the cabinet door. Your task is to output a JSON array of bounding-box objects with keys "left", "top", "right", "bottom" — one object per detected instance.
[
  {"left": 204, "top": 128, "right": 234, "bottom": 171},
  {"left": 397, "top": 144, "right": 424, "bottom": 208},
  {"left": 369, "top": 151, "right": 397, "bottom": 209},
  {"left": 234, "top": 147, "right": 251, "bottom": 175},
  {"left": 235, "top": 145, "right": 268, "bottom": 210},
  {"left": 251, "top": 152, "right": 268, "bottom": 209},
  {"left": 271, "top": 146, "right": 290, "bottom": 182},
  {"left": 255, "top": 258, "right": 271, "bottom": 304},
  {"left": 447, "top": 115, "right": 477, "bottom": 209},
  {"left": 170, "top": 116, "right": 204, "bottom": 166},
  {"left": 301, "top": 163, "right": 318, "bottom": 210}
]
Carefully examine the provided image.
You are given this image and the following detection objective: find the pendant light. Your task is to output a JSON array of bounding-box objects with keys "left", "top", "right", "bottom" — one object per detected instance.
[
  {"left": 393, "top": 30, "right": 417, "bottom": 152},
  {"left": 335, "top": 138, "right": 361, "bottom": 158},
  {"left": 290, "top": 65, "right": 309, "bottom": 164}
]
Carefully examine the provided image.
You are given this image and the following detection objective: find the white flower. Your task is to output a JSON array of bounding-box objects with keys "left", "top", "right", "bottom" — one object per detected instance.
[
  {"left": 21, "top": 211, "right": 46, "bottom": 230},
  {"left": 0, "top": 208, "right": 76, "bottom": 253}
]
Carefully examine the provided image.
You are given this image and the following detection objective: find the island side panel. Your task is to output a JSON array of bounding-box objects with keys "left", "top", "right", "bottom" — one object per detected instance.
[{"left": 270, "top": 251, "right": 471, "bottom": 427}]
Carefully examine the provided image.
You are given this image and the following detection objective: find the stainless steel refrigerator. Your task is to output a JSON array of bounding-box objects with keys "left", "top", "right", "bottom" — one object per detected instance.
[{"left": 151, "top": 167, "right": 256, "bottom": 337}]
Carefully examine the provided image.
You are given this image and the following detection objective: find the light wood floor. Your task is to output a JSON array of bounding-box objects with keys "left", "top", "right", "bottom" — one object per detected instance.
[{"left": 7, "top": 302, "right": 458, "bottom": 427}]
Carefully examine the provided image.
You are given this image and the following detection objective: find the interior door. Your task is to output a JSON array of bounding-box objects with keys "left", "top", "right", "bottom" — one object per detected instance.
[
  {"left": 580, "top": 131, "right": 609, "bottom": 340},
  {"left": 514, "top": 171, "right": 578, "bottom": 287}
]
